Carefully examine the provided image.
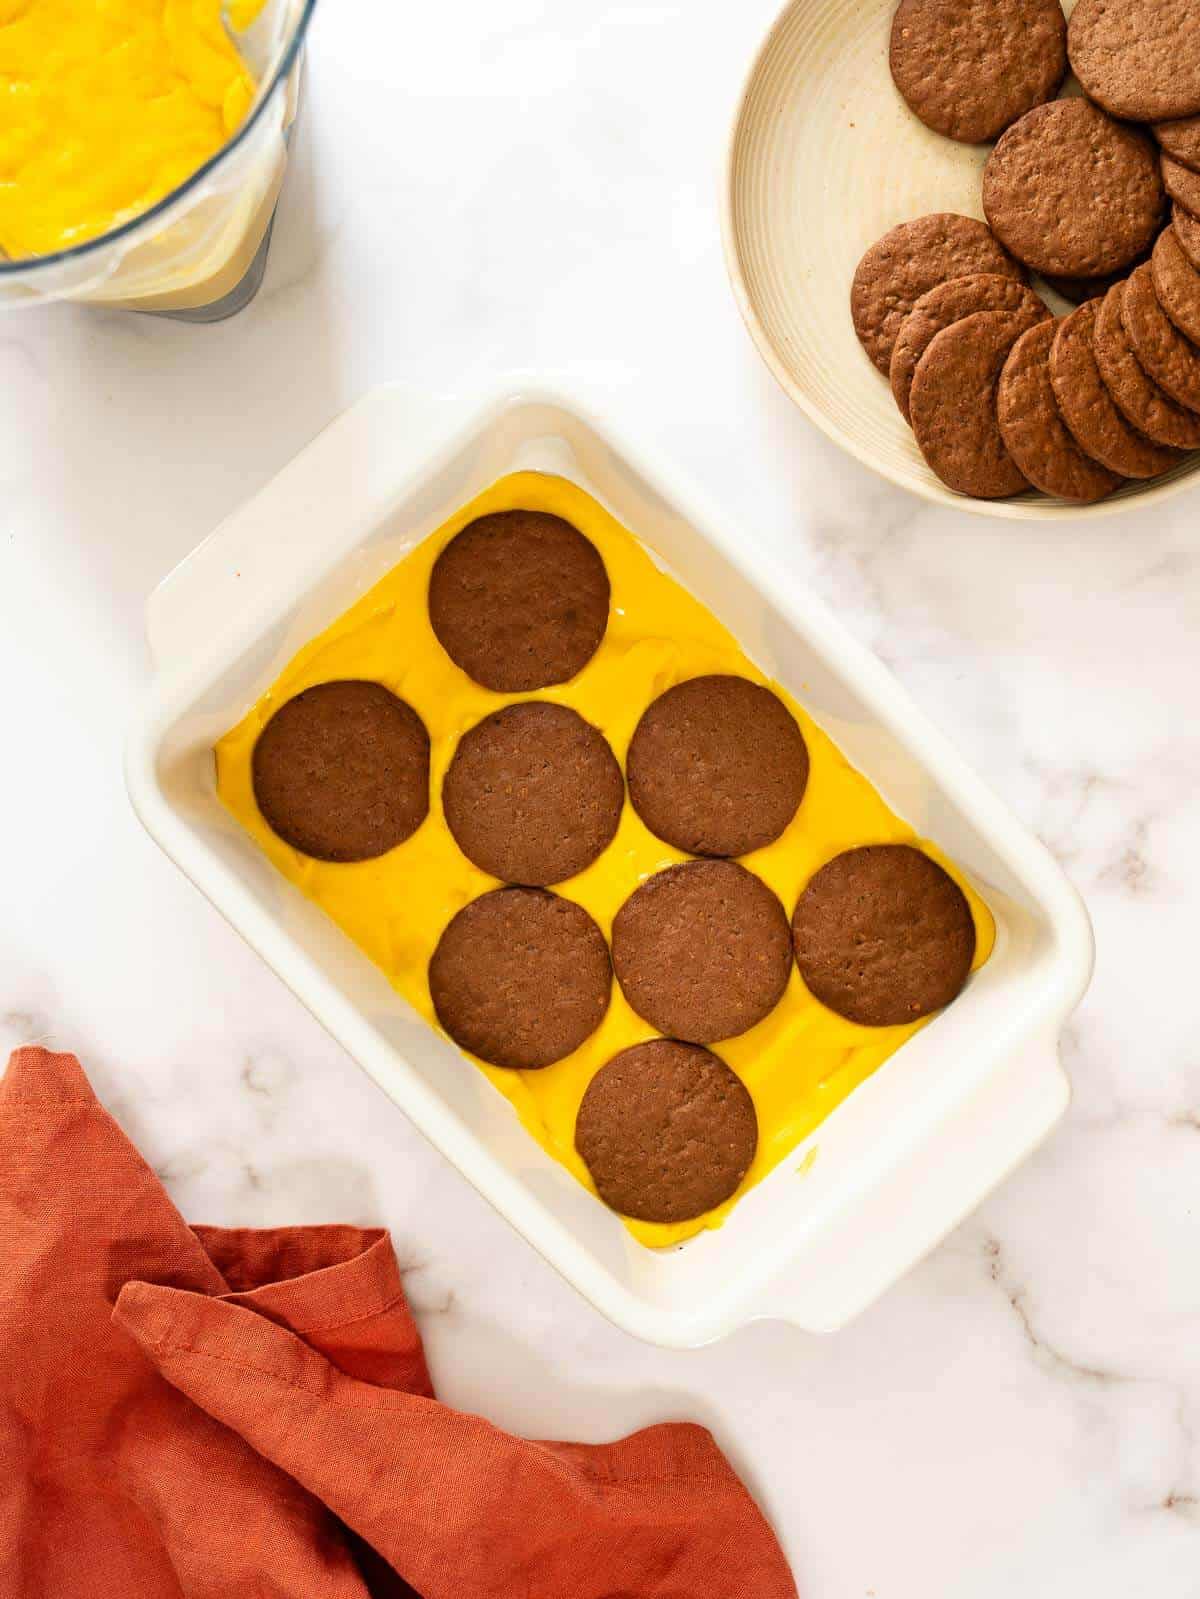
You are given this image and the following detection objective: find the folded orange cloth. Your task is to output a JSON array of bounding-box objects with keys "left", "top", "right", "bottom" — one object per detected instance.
[{"left": 0, "top": 1047, "right": 798, "bottom": 1598}]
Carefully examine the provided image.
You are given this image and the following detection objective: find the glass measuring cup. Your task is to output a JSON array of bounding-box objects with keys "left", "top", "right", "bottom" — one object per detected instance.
[{"left": 0, "top": 0, "right": 317, "bottom": 321}]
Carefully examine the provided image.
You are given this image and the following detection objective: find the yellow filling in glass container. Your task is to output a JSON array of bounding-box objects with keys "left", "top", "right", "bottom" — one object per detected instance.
[
  {"left": 216, "top": 473, "right": 995, "bottom": 1247},
  {"left": 0, "top": 0, "right": 256, "bottom": 258}
]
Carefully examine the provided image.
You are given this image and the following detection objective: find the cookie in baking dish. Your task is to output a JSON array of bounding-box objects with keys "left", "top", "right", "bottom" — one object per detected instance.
[
  {"left": 429, "top": 509, "right": 610, "bottom": 692},
  {"left": 626, "top": 674, "right": 808, "bottom": 858},
  {"left": 443, "top": 701, "right": 623, "bottom": 885},
  {"left": 251, "top": 680, "right": 430, "bottom": 863},
  {"left": 429, "top": 887, "right": 611, "bottom": 1069},
  {"left": 792, "top": 844, "right": 976, "bottom": 1026},
  {"left": 612, "top": 860, "right": 792, "bottom": 1043},
  {"left": 575, "top": 1040, "right": 758, "bottom": 1223}
]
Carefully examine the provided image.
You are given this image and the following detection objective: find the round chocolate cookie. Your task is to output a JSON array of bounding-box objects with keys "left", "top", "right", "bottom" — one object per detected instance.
[
  {"left": 909, "top": 309, "right": 1032, "bottom": 498},
  {"left": 1092, "top": 278, "right": 1200, "bottom": 448},
  {"left": 429, "top": 887, "right": 611, "bottom": 1069},
  {"left": 997, "top": 320, "right": 1123, "bottom": 503},
  {"left": 851, "top": 213, "right": 1024, "bottom": 374},
  {"left": 1156, "top": 115, "right": 1200, "bottom": 173},
  {"left": 443, "top": 702, "right": 623, "bottom": 886},
  {"left": 1050, "top": 301, "right": 1184, "bottom": 478},
  {"left": 889, "top": 0, "right": 1067, "bottom": 144},
  {"left": 611, "top": 861, "right": 792, "bottom": 1044},
  {"left": 1152, "top": 225, "right": 1200, "bottom": 346},
  {"left": 429, "top": 510, "right": 610, "bottom": 692},
  {"left": 1124, "top": 260, "right": 1200, "bottom": 413},
  {"left": 251, "top": 680, "right": 430, "bottom": 863},
  {"left": 982, "top": 100, "right": 1164, "bottom": 278},
  {"left": 792, "top": 844, "right": 976, "bottom": 1027},
  {"left": 1069, "top": 0, "right": 1200, "bottom": 124},
  {"left": 626, "top": 675, "right": 809, "bottom": 858},
  {"left": 890, "top": 274, "right": 1049, "bottom": 422},
  {"left": 575, "top": 1040, "right": 758, "bottom": 1224},
  {"left": 1175, "top": 204, "right": 1200, "bottom": 272},
  {"left": 1162, "top": 154, "right": 1200, "bottom": 218}
]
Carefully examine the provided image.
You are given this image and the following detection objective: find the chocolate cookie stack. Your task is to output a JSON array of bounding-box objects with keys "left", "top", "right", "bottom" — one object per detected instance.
[{"left": 850, "top": 0, "right": 1200, "bottom": 503}]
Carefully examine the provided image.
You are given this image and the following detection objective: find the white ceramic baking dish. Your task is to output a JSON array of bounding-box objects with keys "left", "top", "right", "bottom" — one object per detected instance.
[{"left": 126, "top": 383, "right": 1094, "bottom": 1346}]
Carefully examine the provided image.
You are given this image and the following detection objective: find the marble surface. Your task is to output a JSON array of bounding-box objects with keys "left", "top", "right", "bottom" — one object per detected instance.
[{"left": 2, "top": 2, "right": 1199, "bottom": 1593}]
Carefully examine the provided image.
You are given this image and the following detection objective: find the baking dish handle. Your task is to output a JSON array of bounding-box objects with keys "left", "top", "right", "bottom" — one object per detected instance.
[{"left": 758, "top": 1034, "right": 1071, "bottom": 1334}]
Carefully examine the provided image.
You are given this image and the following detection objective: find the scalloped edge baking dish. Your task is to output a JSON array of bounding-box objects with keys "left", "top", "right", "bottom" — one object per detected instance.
[{"left": 126, "top": 382, "right": 1094, "bottom": 1346}]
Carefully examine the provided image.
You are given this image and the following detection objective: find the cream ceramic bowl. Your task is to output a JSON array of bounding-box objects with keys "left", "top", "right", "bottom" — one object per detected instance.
[
  {"left": 127, "top": 382, "right": 1093, "bottom": 1347},
  {"left": 721, "top": 0, "right": 1200, "bottom": 519}
]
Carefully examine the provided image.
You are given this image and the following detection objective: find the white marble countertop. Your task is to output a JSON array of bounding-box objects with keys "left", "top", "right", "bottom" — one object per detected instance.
[{"left": 2, "top": 3, "right": 1198, "bottom": 1592}]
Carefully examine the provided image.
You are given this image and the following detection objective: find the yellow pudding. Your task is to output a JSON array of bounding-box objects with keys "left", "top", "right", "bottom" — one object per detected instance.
[
  {"left": 0, "top": 0, "right": 256, "bottom": 258},
  {"left": 215, "top": 473, "right": 995, "bottom": 1247}
]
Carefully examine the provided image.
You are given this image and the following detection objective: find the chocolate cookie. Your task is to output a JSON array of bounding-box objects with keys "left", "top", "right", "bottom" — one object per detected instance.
[
  {"left": 889, "top": 0, "right": 1067, "bottom": 145},
  {"left": 1069, "top": 0, "right": 1200, "bottom": 123},
  {"left": 1175, "top": 204, "right": 1200, "bottom": 272},
  {"left": 890, "top": 274, "right": 1049, "bottom": 422},
  {"left": 626, "top": 675, "right": 809, "bottom": 858},
  {"left": 997, "top": 319, "right": 1123, "bottom": 502},
  {"left": 851, "top": 213, "right": 1024, "bottom": 373},
  {"left": 1092, "top": 278, "right": 1200, "bottom": 447},
  {"left": 982, "top": 100, "right": 1164, "bottom": 278},
  {"left": 429, "top": 510, "right": 610, "bottom": 692},
  {"left": 1163, "top": 154, "right": 1200, "bottom": 218},
  {"left": 443, "top": 702, "right": 623, "bottom": 886},
  {"left": 1050, "top": 301, "right": 1184, "bottom": 478},
  {"left": 792, "top": 844, "right": 975, "bottom": 1027},
  {"left": 1124, "top": 260, "right": 1200, "bottom": 413},
  {"left": 1152, "top": 225, "right": 1200, "bottom": 345},
  {"left": 251, "top": 681, "right": 430, "bottom": 863},
  {"left": 1156, "top": 115, "right": 1200, "bottom": 173},
  {"left": 611, "top": 861, "right": 792, "bottom": 1043},
  {"left": 429, "top": 888, "right": 611, "bottom": 1069},
  {"left": 909, "top": 309, "right": 1032, "bottom": 497},
  {"left": 575, "top": 1040, "right": 758, "bottom": 1223}
]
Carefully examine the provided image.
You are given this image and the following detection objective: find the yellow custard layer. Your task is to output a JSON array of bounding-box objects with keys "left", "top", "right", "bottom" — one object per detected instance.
[
  {"left": 216, "top": 473, "right": 994, "bottom": 1247},
  {"left": 0, "top": 0, "right": 256, "bottom": 258}
]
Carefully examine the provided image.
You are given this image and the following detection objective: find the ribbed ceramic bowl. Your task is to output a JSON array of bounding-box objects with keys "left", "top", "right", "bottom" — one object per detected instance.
[{"left": 721, "top": 0, "right": 1200, "bottom": 519}]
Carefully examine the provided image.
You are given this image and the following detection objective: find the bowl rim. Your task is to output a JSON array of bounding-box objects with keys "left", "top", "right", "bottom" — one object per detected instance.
[
  {"left": 0, "top": 0, "right": 318, "bottom": 279},
  {"left": 718, "top": 0, "right": 1200, "bottom": 522}
]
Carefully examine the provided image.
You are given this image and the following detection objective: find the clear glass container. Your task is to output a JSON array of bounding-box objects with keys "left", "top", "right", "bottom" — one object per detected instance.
[{"left": 0, "top": 0, "right": 317, "bottom": 321}]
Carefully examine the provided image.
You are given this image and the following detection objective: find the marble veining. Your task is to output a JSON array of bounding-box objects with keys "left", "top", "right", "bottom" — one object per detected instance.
[{"left": 0, "top": 3, "right": 1198, "bottom": 1594}]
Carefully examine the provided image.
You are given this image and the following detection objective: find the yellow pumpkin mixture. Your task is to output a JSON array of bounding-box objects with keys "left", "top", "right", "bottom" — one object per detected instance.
[
  {"left": 215, "top": 472, "right": 995, "bottom": 1247},
  {"left": 0, "top": 0, "right": 256, "bottom": 258}
]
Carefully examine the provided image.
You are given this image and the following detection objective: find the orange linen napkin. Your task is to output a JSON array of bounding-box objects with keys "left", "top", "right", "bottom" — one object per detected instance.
[{"left": 0, "top": 1047, "right": 798, "bottom": 1598}]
